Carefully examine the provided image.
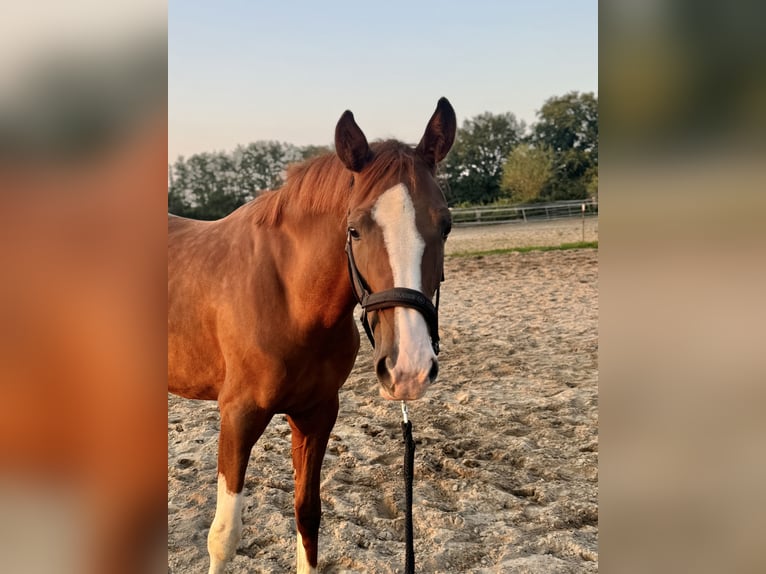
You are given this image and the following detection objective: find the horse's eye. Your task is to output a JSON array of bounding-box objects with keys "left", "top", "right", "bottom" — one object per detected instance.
[{"left": 348, "top": 227, "right": 361, "bottom": 240}]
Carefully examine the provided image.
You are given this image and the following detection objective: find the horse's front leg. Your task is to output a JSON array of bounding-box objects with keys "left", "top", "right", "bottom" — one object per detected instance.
[
  {"left": 207, "top": 401, "right": 271, "bottom": 574},
  {"left": 287, "top": 395, "right": 339, "bottom": 574}
]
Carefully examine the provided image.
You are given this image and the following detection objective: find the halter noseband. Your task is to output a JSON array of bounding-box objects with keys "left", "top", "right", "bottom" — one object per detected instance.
[{"left": 345, "top": 230, "right": 441, "bottom": 355}]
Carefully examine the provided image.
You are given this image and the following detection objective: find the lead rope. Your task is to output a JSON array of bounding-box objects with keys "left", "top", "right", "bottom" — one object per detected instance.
[{"left": 401, "top": 401, "right": 415, "bottom": 574}]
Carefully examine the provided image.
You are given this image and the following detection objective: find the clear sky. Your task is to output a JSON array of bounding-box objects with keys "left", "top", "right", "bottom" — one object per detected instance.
[{"left": 169, "top": 1, "right": 597, "bottom": 161}]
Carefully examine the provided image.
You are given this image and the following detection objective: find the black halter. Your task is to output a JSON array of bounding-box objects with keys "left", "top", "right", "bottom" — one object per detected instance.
[{"left": 345, "top": 230, "right": 441, "bottom": 355}]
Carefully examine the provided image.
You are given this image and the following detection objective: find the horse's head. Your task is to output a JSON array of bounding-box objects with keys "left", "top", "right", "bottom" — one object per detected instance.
[{"left": 336, "top": 98, "right": 456, "bottom": 401}]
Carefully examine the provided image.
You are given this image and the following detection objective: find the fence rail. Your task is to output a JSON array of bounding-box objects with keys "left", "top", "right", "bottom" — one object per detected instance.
[{"left": 450, "top": 199, "right": 598, "bottom": 226}]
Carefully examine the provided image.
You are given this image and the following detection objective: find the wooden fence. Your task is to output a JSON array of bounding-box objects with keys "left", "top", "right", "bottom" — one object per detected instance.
[{"left": 450, "top": 199, "right": 598, "bottom": 226}]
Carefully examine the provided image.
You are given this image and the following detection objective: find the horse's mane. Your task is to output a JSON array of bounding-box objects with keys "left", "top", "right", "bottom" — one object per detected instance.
[{"left": 249, "top": 140, "right": 418, "bottom": 227}]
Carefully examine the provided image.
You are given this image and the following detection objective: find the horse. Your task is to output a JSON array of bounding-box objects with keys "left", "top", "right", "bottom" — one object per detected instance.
[{"left": 168, "top": 98, "right": 456, "bottom": 573}]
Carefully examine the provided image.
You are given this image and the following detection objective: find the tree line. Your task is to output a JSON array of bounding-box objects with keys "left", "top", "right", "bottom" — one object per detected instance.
[{"left": 169, "top": 92, "right": 597, "bottom": 220}]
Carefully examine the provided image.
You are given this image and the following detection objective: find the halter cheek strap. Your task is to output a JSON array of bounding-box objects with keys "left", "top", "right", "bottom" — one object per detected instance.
[{"left": 345, "top": 231, "right": 442, "bottom": 355}]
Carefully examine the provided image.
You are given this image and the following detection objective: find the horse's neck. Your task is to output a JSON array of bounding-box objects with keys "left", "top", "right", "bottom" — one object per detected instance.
[{"left": 269, "top": 210, "right": 356, "bottom": 330}]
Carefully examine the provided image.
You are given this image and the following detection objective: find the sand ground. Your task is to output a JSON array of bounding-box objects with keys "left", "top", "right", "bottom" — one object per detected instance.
[{"left": 168, "top": 218, "right": 599, "bottom": 573}]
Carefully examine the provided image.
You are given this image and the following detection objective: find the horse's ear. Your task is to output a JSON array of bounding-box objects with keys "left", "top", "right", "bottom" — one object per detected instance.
[
  {"left": 416, "top": 97, "right": 457, "bottom": 169},
  {"left": 335, "top": 110, "right": 372, "bottom": 172}
]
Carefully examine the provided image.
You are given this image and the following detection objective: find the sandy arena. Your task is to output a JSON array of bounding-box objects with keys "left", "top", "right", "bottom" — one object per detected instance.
[{"left": 169, "top": 218, "right": 599, "bottom": 573}]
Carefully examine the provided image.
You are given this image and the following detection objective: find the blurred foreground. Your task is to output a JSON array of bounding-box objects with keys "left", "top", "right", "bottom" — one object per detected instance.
[
  {"left": 601, "top": 2, "right": 766, "bottom": 573},
  {"left": 0, "top": 4, "right": 167, "bottom": 573}
]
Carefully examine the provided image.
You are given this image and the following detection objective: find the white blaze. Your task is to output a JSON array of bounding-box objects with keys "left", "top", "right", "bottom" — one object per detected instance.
[
  {"left": 372, "top": 183, "right": 435, "bottom": 384},
  {"left": 372, "top": 183, "right": 425, "bottom": 290}
]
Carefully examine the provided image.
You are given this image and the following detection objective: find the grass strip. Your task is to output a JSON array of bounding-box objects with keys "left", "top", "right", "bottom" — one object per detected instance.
[{"left": 448, "top": 240, "right": 598, "bottom": 258}]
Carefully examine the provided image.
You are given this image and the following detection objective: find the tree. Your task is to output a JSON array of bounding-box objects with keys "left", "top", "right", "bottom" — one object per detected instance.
[
  {"left": 500, "top": 144, "right": 554, "bottom": 204},
  {"left": 185, "top": 152, "right": 246, "bottom": 219},
  {"left": 586, "top": 169, "right": 598, "bottom": 201},
  {"left": 530, "top": 92, "right": 598, "bottom": 201},
  {"left": 168, "top": 141, "right": 308, "bottom": 220},
  {"left": 232, "top": 141, "right": 304, "bottom": 200},
  {"left": 532, "top": 92, "right": 598, "bottom": 156},
  {"left": 168, "top": 156, "right": 194, "bottom": 217},
  {"left": 299, "top": 144, "right": 332, "bottom": 160},
  {"left": 440, "top": 112, "right": 525, "bottom": 205}
]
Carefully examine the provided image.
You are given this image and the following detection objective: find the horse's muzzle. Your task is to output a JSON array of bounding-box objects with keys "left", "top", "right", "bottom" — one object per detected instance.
[{"left": 375, "top": 354, "right": 439, "bottom": 401}]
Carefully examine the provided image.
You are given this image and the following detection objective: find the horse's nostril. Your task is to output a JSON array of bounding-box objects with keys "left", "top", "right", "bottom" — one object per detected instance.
[
  {"left": 375, "top": 356, "right": 391, "bottom": 384},
  {"left": 428, "top": 359, "right": 439, "bottom": 382}
]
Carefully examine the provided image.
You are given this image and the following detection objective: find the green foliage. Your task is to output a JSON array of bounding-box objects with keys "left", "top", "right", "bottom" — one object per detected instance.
[
  {"left": 167, "top": 152, "right": 246, "bottom": 220},
  {"left": 450, "top": 241, "right": 598, "bottom": 258},
  {"left": 500, "top": 144, "right": 554, "bottom": 204},
  {"left": 530, "top": 91, "right": 598, "bottom": 201},
  {"left": 167, "top": 92, "right": 599, "bottom": 217},
  {"left": 168, "top": 141, "right": 314, "bottom": 220},
  {"left": 532, "top": 92, "right": 598, "bottom": 155},
  {"left": 440, "top": 112, "right": 525, "bottom": 206},
  {"left": 585, "top": 168, "right": 598, "bottom": 200},
  {"left": 167, "top": 157, "right": 192, "bottom": 216},
  {"left": 233, "top": 141, "right": 302, "bottom": 197},
  {"left": 299, "top": 144, "right": 332, "bottom": 160}
]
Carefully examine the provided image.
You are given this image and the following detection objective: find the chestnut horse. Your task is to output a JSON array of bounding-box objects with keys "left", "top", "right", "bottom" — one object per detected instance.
[{"left": 168, "top": 98, "right": 456, "bottom": 573}]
